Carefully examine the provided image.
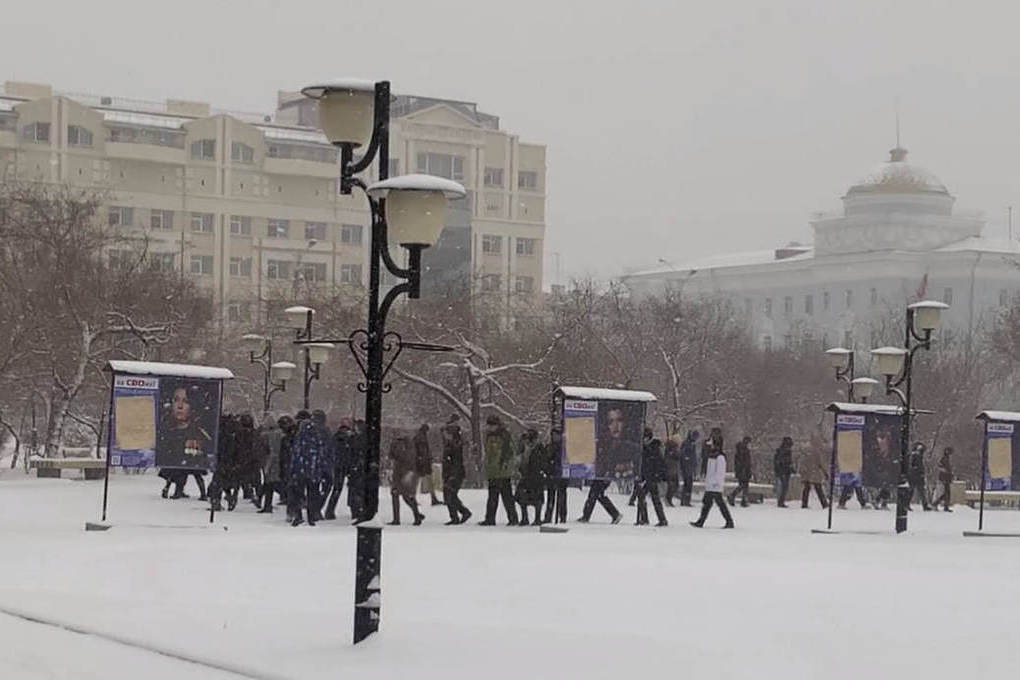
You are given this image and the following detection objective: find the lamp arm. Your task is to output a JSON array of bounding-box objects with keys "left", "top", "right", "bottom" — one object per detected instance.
[
  {"left": 885, "top": 381, "right": 908, "bottom": 407},
  {"left": 346, "top": 82, "right": 391, "bottom": 176}
]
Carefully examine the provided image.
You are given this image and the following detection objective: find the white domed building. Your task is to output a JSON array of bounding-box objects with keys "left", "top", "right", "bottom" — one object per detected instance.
[{"left": 622, "top": 147, "right": 1020, "bottom": 352}]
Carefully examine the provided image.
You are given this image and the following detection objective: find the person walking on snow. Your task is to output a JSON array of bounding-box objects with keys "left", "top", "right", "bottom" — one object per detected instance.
[
  {"left": 933, "top": 446, "right": 954, "bottom": 512},
  {"left": 516, "top": 428, "right": 547, "bottom": 525},
  {"left": 414, "top": 423, "right": 442, "bottom": 507},
  {"left": 678, "top": 430, "right": 699, "bottom": 507},
  {"left": 479, "top": 416, "right": 519, "bottom": 526},
  {"left": 388, "top": 435, "right": 424, "bottom": 526},
  {"left": 907, "top": 442, "right": 931, "bottom": 511},
  {"left": 635, "top": 428, "right": 668, "bottom": 526},
  {"left": 728, "top": 436, "right": 753, "bottom": 507},
  {"left": 690, "top": 427, "right": 734, "bottom": 529},
  {"left": 440, "top": 418, "right": 471, "bottom": 525},
  {"left": 800, "top": 433, "right": 829, "bottom": 509},
  {"left": 774, "top": 436, "right": 794, "bottom": 507}
]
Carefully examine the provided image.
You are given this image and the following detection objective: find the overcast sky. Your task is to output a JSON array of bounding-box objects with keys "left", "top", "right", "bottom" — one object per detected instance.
[{"left": 4, "top": 0, "right": 1020, "bottom": 284}]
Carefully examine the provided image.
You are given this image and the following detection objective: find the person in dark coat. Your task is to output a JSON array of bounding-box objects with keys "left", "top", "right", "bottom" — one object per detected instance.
[
  {"left": 287, "top": 410, "right": 332, "bottom": 527},
  {"left": 663, "top": 437, "right": 681, "bottom": 506},
  {"left": 907, "top": 441, "right": 931, "bottom": 511},
  {"left": 773, "top": 436, "right": 794, "bottom": 508},
  {"left": 678, "top": 430, "right": 699, "bottom": 507},
  {"left": 413, "top": 423, "right": 442, "bottom": 507},
  {"left": 440, "top": 418, "right": 471, "bottom": 524},
  {"left": 234, "top": 414, "right": 258, "bottom": 502},
  {"left": 479, "top": 415, "right": 520, "bottom": 526},
  {"left": 635, "top": 428, "right": 668, "bottom": 526},
  {"left": 516, "top": 428, "right": 547, "bottom": 525},
  {"left": 728, "top": 436, "right": 753, "bottom": 507},
  {"left": 542, "top": 428, "right": 568, "bottom": 524},
  {"left": 257, "top": 418, "right": 283, "bottom": 513},
  {"left": 933, "top": 446, "right": 954, "bottom": 511},
  {"left": 209, "top": 415, "right": 241, "bottom": 512},
  {"left": 277, "top": 415, "right": 296, "bottom": 508},
  {"left": 346, "top": 420, "right": 367, "bottom": 521},
  {"left": 324, "top": 419, "right": 354, "bottom": 520},
  {"left": 389, "top": 435, "right": 424, "bottom": 525}
]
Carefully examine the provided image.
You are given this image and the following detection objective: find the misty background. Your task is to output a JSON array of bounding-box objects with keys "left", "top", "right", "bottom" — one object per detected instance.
[{"left": 3, "top": 0, "right": 1019, "bottom": 285}]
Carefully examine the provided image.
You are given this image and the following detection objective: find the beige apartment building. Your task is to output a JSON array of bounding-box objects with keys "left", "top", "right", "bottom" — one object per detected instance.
[{"left": 0, "top": 80, "right": 546, "bottom": 326}]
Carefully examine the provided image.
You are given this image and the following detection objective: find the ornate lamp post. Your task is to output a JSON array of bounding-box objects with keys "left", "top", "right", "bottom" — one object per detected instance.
[
  {"left": 824, "top": 347, "right": 856, "bottom": 401},
  {"left": 283, "top": 306, "right": 334, "bottom": 410},
  {"left": 242, "top": 333, "right": 296, "bottom": 418},
  {"left": 300, "top": 79, "right": 466, "bottom": 644},
  {"left": 870, "top": 300, "right": 948, "bottom": 534}
]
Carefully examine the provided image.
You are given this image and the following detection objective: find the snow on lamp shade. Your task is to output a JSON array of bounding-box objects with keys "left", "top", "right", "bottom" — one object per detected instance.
[
  {"left": 870, "top": 347, "right": 906, "bottom": 377},
  {"left": 306, "top": 342, "right": 334, "bottom": 365},
  {"left": 851, "top": 377, "right": 879, "bottom": 400},
  {"left": 284, "top": 305, "right": 314, "bottom": 330},
  {"left": 242, "top": 333, "right": 266, "bottom": 352},
  {"left": 301, "top": 79, "right": 376, "bottom": 147},
  {"left": 270, "top": 361, "right": 296, "bottom": 383},
  {"left": 366, "top": 174, "right": 467, "bottom": 247},
  {"left": 824, "top": 347, "right": 851, "bottom": 369},
  {"left": 908, "top": 300, "right": 949, "bottom": 332}
]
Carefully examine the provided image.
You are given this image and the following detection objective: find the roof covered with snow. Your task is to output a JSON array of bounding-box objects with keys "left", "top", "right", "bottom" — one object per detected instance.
[
  {"left": 556, "top": 386, "right": 657, "bottom": 402},
  {"left": 826, "top": 402, "right": 933, "bottom": 416},
  {"left": 976, "top": 410, "right": 1020, "bottom": 423},
  {"left": 847, "top": 148, "right": 948, "bottom": 196},
  {"left": 624, "top": 248, "right": 814, "bottom": 278},
  {"left": 107, "top": 361, "right": 234, "bottom": 380}
]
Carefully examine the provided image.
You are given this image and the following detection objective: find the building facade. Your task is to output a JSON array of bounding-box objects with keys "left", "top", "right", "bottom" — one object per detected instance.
[
  {"left": 0, "top": 80, "right": 546, "bottom": 327},
  {"left": 623, "top": 146, "right": 1020, "bottom": 353}
]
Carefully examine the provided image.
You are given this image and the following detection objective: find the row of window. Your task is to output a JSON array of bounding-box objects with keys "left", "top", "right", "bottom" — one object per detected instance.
[
  {"left": 481, "top": 234, "right": 538, "bottom": 256},
  {"left": 21, "top": 122, "right": 94, "bottom": 146},
  {"left": 107, "top": 207, "right": 363, "bottom": 243},
  {"left": 110, "top": 249, "right": 362, "bottom": 283},
  {"left": 480, "top": 274, "right": 534, "bottom": 293},
  {"left": 754, "top": 287, "right": 957, "bottom": 319}
]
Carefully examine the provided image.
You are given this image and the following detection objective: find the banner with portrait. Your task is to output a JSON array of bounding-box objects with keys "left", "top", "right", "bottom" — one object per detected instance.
[
  {"left": 834, "top": 411, "right": 901, "bottom": 488},
  {"left": 595, "top": 400, "right": 644, "bottom": 481},
  {"left": 154, "top": 377, "right": 221, "bottom": 470},
  {"left": 984, "top": 421, "right": 1017, "bottom": 490}
]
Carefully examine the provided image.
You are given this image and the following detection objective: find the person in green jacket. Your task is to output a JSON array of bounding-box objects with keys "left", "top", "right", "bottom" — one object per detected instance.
[{"left": 479, "top": 415, "right": 520, "bottom": 526}]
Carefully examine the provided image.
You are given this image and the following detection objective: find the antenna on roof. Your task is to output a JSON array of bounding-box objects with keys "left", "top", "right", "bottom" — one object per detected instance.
[{"left": 895, "top": 108, "right": 901, "bottom": 149}]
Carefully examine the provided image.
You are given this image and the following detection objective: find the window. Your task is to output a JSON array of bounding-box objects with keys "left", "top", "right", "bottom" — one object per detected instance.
[
  {"left": 190, "top": 139, "right": 215, "bottom": 160},
  {"left": 190, "top": 255, "right": 213, "bottom": 275},
  {"left": 229, "top": 257, "right": 252, "bottom": 277},
  {"left": 228, "top": 303, "right": 251, "bottom": 323},
  {"left": 305, "top": 221, "right": 327, "bottom": 241},
  {"left": 764, "top": 297, "right": 773, "bottom": 318},
  {"left": 843, "top": 330, "right": 853, "bottom": 349},
  {"left": 266, "top": 260, "right": 291, "bottom": 280},
  {"left": 267, "top": 219, "right": 290, "bottom": 238},
  {"left": 1000, "top": 289, "right": 1009, "bottom": 307},
  {"left": 805, "top": 294, "right": 814, "bottom": 316},
  {"left": 108, "top": 206, "right": 134, "bottom": 227},
  {"left": 266, "top": 142, "right": 337, "bottom": 163},
  {"left": 387, "top": 159, "right": 400, "bottom": 177},
  {"left": 20, "top": 122, "right": 50, "bottom": 143},
  {"left": 150, "top": 210, "right": 174, "bottom": 230},
  {"left": 297, "top": 263, "right": 327, "bottom": 282},
  {"left": 340, "top": 263, "right": 363, "bottom": 284},
  {"left": 67, "top": 125, "right": 93, "bottom": 147},
  {"left": 148, "top": 253, "right": 176, "bottom": 272},
  {"left": 231, "top": 142, "right": 254, "bottom": 163},
  {"left": 190, "top": 212, "right": 214, "bottom": 233},
  {"left": 108, "top": 126, "right": 184, "bottom": 148},
  {"left": 341, "top": 224, "right": 363, "bottom": 245},
  {"left": 870, "top": 287, "right": 878, "bottom": 306},
  {"left": 484, "top": 167, "right": 504, "bottom": 187},
  {"left": 943, "top": 287, "right": 953, "bottom": 305},
  {"left": 482, "top": 274, "right": 502, "bottom": 292},
  {"left": 515, "top": 237, "right": 537, "bottom": 256},
  {"left": 416, "top": 152, "right": 465, "bottom": 180},
  {"left": 783, "top": 296, "right": 793, "bottom": 316},
  {"left": 482, "top": 234, "right": 502, "bottom": 254},
  {"left": 823, "top": 291, "right": 830, "bottom": 311},
  {"left": 230, "top": 215, "right": 252, "bottom": 236},
  {"left": 744, "top": 298, "right": 753, "bottom": 316},
  {"left": 762, "top": 335, "right": 772, "bottom": 351},
  {"left": 784, "top": 334, "right": 793, "bottom": 349},
  {"left": 518, "top": 170, "right": 538, "bottom": 190},
  {"left": 844, "top": 289, "right": 853, "bottom": 309},
  {"left": 515, "top": 276, "right": 534, "bottom": 293}
]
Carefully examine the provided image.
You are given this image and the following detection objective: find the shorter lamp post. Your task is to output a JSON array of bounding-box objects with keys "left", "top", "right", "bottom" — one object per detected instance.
[
  {"left": 284, "top": 306, "right": 333, "bottom": 409},
  {"left": 825, "top": 347, "right": 856, "bottom": 401},
  {"left": 243, "top": 333, "right": 297, "bottom": 418},
  {"left": 870, "top": 300, "right": 948, "bottom": 534},
  {"left": 850, "top": 377, "right": 879, "bottom": 403}
]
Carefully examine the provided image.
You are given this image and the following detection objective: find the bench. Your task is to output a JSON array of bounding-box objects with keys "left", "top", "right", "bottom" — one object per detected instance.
[
  {"left": 692, "top": 480, "right": 776, "bottom": 503},
  {"left": 29, "top": 457, "right": 106, "bottom": 480},
  {"left": 965, "top": 490, "right": 1020, "bottom": 508}
]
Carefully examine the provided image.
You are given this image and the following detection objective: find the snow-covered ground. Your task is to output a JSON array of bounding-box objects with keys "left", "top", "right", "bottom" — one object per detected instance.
[{"left": 1, "top": 468, "right": 1018, "bottom": 679}]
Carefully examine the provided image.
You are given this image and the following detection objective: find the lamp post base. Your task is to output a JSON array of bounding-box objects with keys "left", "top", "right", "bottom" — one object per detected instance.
[
  {"left": 353, "top": 525, "right": 382, "bottom": 644},
  {"left": 895, "top": 484, "right": 910, "bottom": 533}
]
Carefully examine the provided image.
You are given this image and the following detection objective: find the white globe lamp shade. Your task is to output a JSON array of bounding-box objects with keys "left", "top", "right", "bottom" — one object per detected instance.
[
  {"left": 909, "top": 300, "right": 949, "bottom": 333},
  {"left": 871, "top": 346, "right": 907, "bottom": 377},
  {"left": 270, "top": 361, "right": 297, "bottom": 384},
  {"left": 851, "top": 377, "right": 880, "bottom": 401},
  {"left": 300, "top": 80, "right": 376, "bottom": 147},
  {"left": 366, "top": 174, "right": 467, "bottom": 248},
  {"left": 242, "top": 333, "right": 266, "bottom": 352},
  {"left": 824, "top": 347, "right": 851, "bottom": 369},
  {"left": 284, "top": 305, "right": 314, "bottom": 330},
  {"left": 306, "top": 342, "right": 335, "bottom": 365}
]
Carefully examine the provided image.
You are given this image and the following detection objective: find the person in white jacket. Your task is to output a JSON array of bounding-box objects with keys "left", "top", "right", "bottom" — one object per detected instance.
[{"left": 690, "top": 427, "right": 735, "bottom": 528}]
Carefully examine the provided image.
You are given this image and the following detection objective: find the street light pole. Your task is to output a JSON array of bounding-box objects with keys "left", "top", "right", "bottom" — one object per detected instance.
[
  {"left": 301, "top": 78, "right": 466, "bottom": 645},
  {"left": 243, "top": 334, "right": 294, "bottom": 419}
]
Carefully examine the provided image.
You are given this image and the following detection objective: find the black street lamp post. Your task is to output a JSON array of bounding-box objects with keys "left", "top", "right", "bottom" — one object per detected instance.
[
  {"left": 242, "top": 334, "right": 296, "bottom": 419},
  {"left": 871, "top": 300, "right": 948, "bottom": 534},
  {"left": 283, "top": 306, "right": 333, "bottom": 410},
  {"left": 299, "top": 79, "right": 466, "bottom": 644}
]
